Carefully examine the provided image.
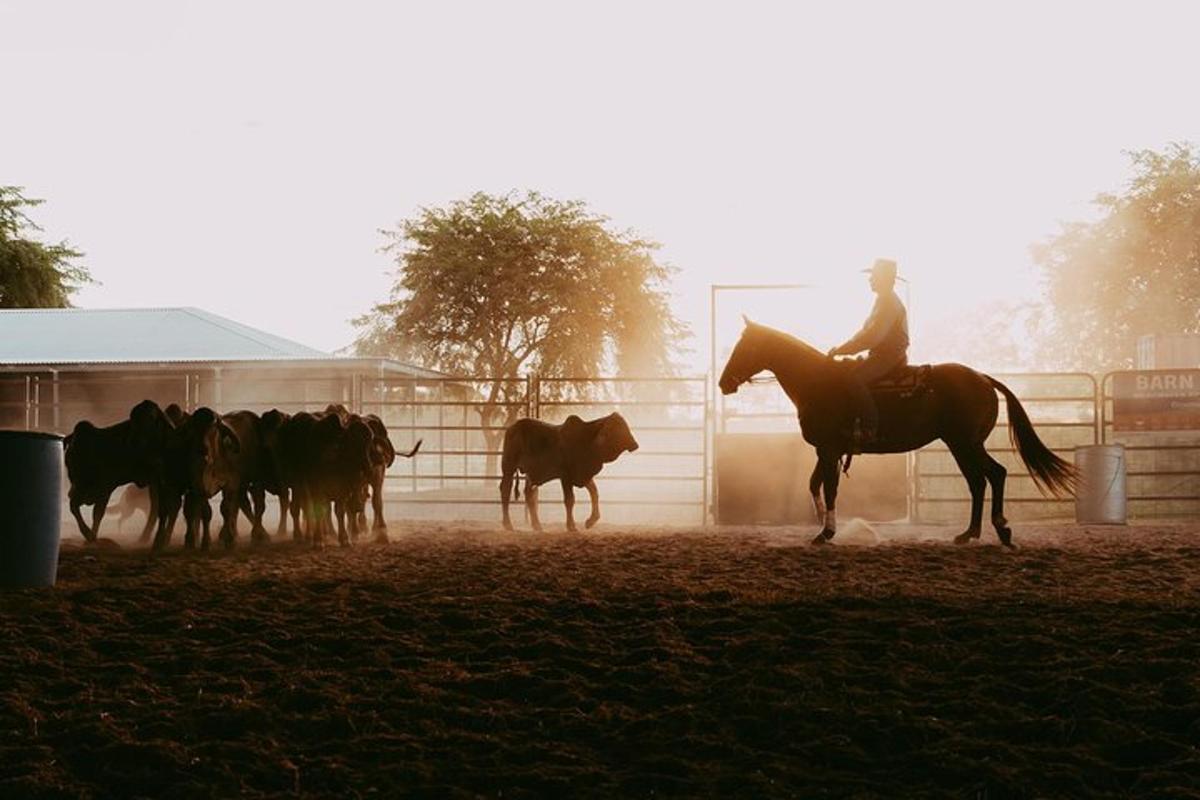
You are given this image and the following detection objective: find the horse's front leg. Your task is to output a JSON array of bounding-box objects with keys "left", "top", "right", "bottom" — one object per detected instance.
[
  {"left": 809, "top": 462, "right": 825, "bottom": 522},
  {"left": 813, "top": 450, "right": 841, "bottom": 545}
]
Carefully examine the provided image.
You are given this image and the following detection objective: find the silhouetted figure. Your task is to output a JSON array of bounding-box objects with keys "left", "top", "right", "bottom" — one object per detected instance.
[
  {"left": 827, "top": 258, "right": 908, "bottom": 451},
  {"left": 720, "top": 319, "right": 1077, "bottom": 546}
]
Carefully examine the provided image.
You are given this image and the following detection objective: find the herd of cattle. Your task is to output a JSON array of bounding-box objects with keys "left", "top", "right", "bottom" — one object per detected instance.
[
  {"left": 63, "top": 400, "right": 641, "bottom": 549},
  {"left": 64, "top": 401, "right": 419, "bottom": 550}
]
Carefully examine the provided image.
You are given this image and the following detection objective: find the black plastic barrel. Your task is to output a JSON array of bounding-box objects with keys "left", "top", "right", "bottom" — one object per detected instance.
[{"left": 0, "top": 430, "right": 64, "bottom": 588}]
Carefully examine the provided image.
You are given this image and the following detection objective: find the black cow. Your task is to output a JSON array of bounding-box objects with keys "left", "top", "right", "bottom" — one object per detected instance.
[
  {"left": 64, "top": 399, "right": 173, "bottom": 543},
  {"left": 499, "top": 412, "right": 639, "bottom": 532},
  {"left": 152, "top": 407, "right": 242, "bottom": 551}
]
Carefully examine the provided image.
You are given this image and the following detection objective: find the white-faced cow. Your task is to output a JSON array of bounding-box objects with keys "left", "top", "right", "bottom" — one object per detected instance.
[{"left": 499, "top": 412, "right": 639, "bottom": 532}]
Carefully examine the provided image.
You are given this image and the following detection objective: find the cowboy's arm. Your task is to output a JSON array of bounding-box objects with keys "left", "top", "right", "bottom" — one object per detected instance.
[{"left": 831, "top": 297, "right": 899, "bottom": 355}]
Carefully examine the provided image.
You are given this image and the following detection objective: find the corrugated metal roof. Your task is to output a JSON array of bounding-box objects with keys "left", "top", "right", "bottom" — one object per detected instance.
[{"left": 0, "top": 307, "right": 330, "bottom": 364}]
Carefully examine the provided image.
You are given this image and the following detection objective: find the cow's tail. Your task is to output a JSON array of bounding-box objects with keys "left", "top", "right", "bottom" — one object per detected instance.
[
  {"left": 512, "top": 475, "right": 521, "bottom": 501},
  {"left": 988, "top": 376, "right": 1079, "bottom": 498}
]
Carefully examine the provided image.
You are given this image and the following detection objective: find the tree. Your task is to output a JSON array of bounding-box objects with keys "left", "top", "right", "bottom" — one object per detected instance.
[
  {"left": 0, "top": 186, "right": 92, "bottom": 308},
  {"left": 354, "top": 190, "right": 689, "bottom": 470},
  {"left": 1031, "top": 143, "right": 1200, "bottom": 372}
]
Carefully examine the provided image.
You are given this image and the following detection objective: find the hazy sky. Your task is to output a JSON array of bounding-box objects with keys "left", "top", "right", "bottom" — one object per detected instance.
[{"left": 3, "top": 1, "right": 1197, "bottom": 370}]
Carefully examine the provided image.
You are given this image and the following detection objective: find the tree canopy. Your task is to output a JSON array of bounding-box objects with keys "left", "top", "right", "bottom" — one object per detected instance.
[
  {"left": 355, "top": 191, "right": 688, "bottom": 381},
  {"left": 1032, "top": 143, "right": 1200, "bottom": 371},
  {"left": 0, "top": 186, "right": 91, "bottom": 308}
]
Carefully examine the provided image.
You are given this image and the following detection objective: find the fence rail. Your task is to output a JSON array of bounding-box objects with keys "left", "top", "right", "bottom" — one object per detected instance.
[{"left": 15, "top": 365, "right": 1200, "bottom": 526}]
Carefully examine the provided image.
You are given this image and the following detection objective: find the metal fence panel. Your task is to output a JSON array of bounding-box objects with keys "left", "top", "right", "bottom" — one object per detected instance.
[{"left": 1101, "top": 371, "right": 1200, "bottom": 518}]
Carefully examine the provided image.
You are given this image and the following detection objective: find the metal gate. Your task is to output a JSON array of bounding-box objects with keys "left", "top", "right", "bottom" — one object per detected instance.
[
  {"left": 912, "top": 373, "right": 1098, "bottom": 523},
  {"left": 360, "top": 374, "right": 708, "bottom": 525},
  {"left": 1100, "top": 371, "right": 1200, "bottom": 518}
]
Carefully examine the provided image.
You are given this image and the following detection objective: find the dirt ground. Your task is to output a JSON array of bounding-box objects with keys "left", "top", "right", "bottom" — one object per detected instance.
[{"left": 2, "top": 520, "right": 1199, "bottom": 799}]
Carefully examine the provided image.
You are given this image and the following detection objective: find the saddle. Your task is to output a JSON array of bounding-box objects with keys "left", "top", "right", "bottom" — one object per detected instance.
[{"left": 869, "top": 364, "right": 932, "bottom": 398}]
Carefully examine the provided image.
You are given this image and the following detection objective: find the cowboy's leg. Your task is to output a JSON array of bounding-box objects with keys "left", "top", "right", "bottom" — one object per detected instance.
[{"left": 852, "top": 353, "right": 906, "bottom": 433}]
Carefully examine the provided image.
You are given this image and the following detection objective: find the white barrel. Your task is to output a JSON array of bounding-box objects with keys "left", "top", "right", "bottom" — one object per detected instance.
[{"left": 1074, "top": 444, "right": 1127, "bottom": 525}]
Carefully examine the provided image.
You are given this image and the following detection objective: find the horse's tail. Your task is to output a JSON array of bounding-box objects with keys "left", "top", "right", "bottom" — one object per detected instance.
[{"left": 987, "top": 376, "right": 1079, "bottom": 498}]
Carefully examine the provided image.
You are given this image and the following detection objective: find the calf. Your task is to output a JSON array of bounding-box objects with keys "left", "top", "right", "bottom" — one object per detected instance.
[{"left": 499, "top": 412, "right": 639, "bottom": 532}]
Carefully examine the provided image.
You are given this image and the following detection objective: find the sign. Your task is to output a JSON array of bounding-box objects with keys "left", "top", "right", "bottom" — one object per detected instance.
[{"left": 1112, "top": 370, "right": 1200, "bottom": 431}]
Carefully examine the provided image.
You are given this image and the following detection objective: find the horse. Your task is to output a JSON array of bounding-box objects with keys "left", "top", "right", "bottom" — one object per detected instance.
[{"left": 717, "top": 318, "right": 1077, "bottom": 546}]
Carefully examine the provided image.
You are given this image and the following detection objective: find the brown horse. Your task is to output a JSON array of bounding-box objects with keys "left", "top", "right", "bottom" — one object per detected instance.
[{"left": 718, "top": 318, "right": 1077, "bottom": 546}]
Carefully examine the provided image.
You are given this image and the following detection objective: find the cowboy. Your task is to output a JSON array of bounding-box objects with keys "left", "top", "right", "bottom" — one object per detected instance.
[{"left": 827, "top": 258, "right": 909, "bottom": 451}]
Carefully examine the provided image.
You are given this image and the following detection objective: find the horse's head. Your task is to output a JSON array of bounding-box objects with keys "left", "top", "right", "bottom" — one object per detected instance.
[{"left": 718, "top": 316, "right": 767, "bottom": 395}]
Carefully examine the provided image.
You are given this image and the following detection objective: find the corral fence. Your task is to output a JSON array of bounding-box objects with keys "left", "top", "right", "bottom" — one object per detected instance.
[
  {"left": 0, "top": 369, "right": 708, "bottom": 527},
  {"left": 911, "top": 373, "right": 1098, "bottom": 523},
  {"left": 8, "top": 365, "right": 1200, "bottom": 526},
  {"left": 359, "top": 375, "right": 708, "bottom": 525},
  {"left": 1100, "top": 371, "right": 1200, "bottom": 518},
  {"left": 720, "top": 369, "right": 1200, "bottom": 524}
]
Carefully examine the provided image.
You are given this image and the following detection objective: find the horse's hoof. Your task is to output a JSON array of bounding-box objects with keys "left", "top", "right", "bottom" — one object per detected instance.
[
  {"left": 585, "top": 517, "right": 599, "bottom": 529},
  {"left": 954, "top": 530, "right": 978, "bottom": 545},
  {"left": 374, "top": 532, "right": 390, "bottom": 545},
  {"left": 997, "top": 527, "right": 1015, "bottom": 548},
  {"left": 811, "top": 528, "right": 834, "bottom": 546},
  {"left": 502, "top": 521, "right": 514, "bottom": 532}
]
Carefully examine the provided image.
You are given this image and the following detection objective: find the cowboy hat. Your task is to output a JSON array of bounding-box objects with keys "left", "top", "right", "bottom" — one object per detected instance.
[{"left": 860, "top": 258, "right": 898, "bottom": 280}]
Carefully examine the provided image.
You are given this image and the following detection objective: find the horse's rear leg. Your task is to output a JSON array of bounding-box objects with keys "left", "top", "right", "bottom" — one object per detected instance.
[
  {"left": 812, "top": 451, "right": 840, "bottom": 545},
  {"left": 983, "top": 451, "right": 1013, "bottom": 547},
  {"left": 949, "top": 442, "right": 987, "bottom": 545}
]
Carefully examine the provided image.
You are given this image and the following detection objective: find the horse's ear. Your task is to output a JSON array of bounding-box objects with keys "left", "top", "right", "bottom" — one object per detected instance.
[{"left": 742, "top": 313, "right": 753, "bottom": 326}]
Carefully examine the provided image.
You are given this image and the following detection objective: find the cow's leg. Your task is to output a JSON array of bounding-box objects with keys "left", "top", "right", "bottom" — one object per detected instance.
[
  {"left": 89, "top": 488, "right": 115, "bottom": 543},
  {"left": 310, "top": 498, "right": 325, "bottom": 548},
  {"left": 199, "top": 495, "right": 215, "bottom": 551},
  {"left": 500, "top": 470, "right": 515, "bottom": 531},
  {"left": 153, "top": 490, "right": 181, "bottom": 551},
  {"left": 525, "top": 483, "right": 543, "bottom": 532},
  {"left": 245, "top": 486, "right": 269, "bottom": 545},
  {"left": 561, "top": 479, "right": 578, "bottom": 532},
  {"left": 138, "top": 484, "right": 159, "bottom": 545},
  {"left": 70, "top": 496, "right": 95, "bottom": 543},
  {"left": 290, "top": 487, "right": 305, "bottom": 543},
  {"left": 583, "top": 479, "right": 601, "bottom": 529},
  {"left": 812, "top": 450, "right": 841, "bottom": 545},
  {"left": 324, "top": 501, "right": 336, "bottom": 547},
  {"left": 335, "top": 498, "right": 350, "bottom": 547},
  {"left": 371, "top": 471, "right": 387, "bottom": 533},
  {"left": 183, "top": 492, "right": 201, "bottom": 550},
  {"left": 219, "top": 488, "right": 239, "bottom": 550},
  {"left": 275, "top": 489, "right": 290, "bottom": 539}
]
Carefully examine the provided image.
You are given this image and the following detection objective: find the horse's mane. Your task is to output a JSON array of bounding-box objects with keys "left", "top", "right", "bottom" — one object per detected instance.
[{"left": 748, "top": 322, "right": 828, "bottom": 362}]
